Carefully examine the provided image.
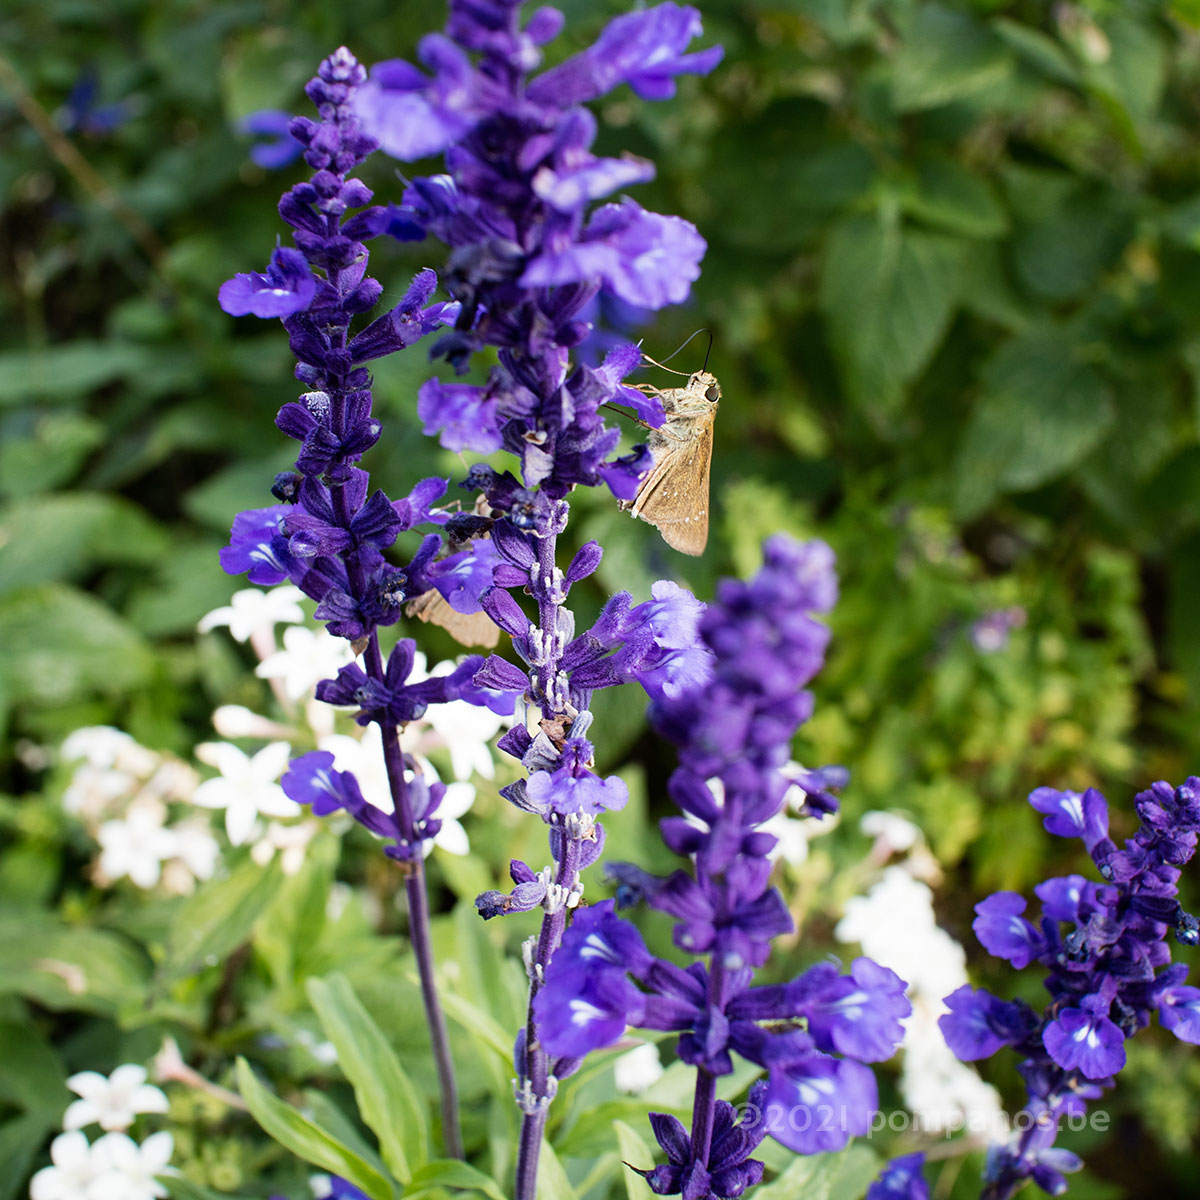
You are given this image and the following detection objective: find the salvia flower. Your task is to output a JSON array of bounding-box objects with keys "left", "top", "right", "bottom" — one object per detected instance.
[
  {"left": 936, "top": 777, "right": 1200, "bottom": 1199},
  {"left": 537, "top": 539, "right": 908, "bottom": 1193}
]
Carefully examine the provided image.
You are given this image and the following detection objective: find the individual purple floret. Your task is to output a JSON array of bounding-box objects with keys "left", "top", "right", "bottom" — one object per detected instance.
[
  {"left": 867, "top": 1153, "right": 929, "bottom": 1200},
  {"left": 237, "top": 109, "right": 305, "bottom": 169},
  {"left": 535, "top": 539, "right": 907, "bottom": 1194},
  {"left": 939, "top": 777, "right": 1200, "bottom": 1200}
]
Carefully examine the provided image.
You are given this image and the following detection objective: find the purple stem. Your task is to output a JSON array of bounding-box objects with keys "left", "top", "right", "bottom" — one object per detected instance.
[
  {"left": 513, "top": 525, "right": 587, "bottom": 1200},
  {"left": 368, "top": 633, "right": 464, "bottom": 1161},
  {"left": 331, "top": 482, "right": 463, "bottom": 1160},
  {"left": 688, "top": 961, "right": 728, "bottom": 1168}
]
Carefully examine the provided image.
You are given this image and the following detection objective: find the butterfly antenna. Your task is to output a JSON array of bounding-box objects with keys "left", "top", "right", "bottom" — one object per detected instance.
[{"left": 658, "top": 327, "right": 714, "bottom": 369}]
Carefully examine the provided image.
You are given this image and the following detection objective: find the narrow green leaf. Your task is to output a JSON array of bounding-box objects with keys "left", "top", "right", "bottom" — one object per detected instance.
[
  {"left": 234, "top": 1058, "right": 396, "bottom": 1200},
  {"left": 535, "top": 1140, "right": 578, "bottom": 1200},
  {"left": 158, "top": 859, "right": 283, "bottom": 982},
  {"left": 0, "top": 912, "right": 150, "bottom": 1017},
  {"left": 441, "top": 989, "right": 520, "bottom": 1062},
  {"left": 753, "top": 1144, "right": 881, "bottom": 1200},
  {"left": 406, "top": 1159, "right": 508, "bottom": 1200},
  {"left": 614, "top": 1120, "right": 655, "bottom": 1200},
  {"left": 307, "top": 973, "right": 428, "bottom": 1181},
  {"left": 0, "top": 586, "right": 155, "bottom": 716},
  {"left": 0, "top": 1113, "right": 53, "bottom": 1200},
  {"left": 0, "top": 341, "right": 153, "bottom": 405},
  {"left": 0, "top": 493, "right": 169, "bottom": 594}
]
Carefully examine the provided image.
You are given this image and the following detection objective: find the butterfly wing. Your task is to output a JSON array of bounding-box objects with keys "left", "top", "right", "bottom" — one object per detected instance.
[
  {"left": 629, "top": 420, "right": 713, "bottom": 556},
  {"left": 405, "top": 590, "right": 501, "bottom": 649}
]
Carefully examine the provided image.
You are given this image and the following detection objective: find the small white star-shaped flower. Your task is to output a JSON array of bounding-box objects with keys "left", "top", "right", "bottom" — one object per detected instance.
[
  {"left": 256, "top": 625, "right": 355, "bottom": 701},
  {"left": 29, "top": 1131, "right": 103, "bottom": 1199},
  {"left": 422, "top": 699, "right": 505, "bottom": 782},
  {"left": 193, "top": 741, "right": 299, "bottom": 845},
  {"left": 250, "top": 819, "right": 320, "bottom": 875},
  {"left": 63, "top": 1065, "right": 169, "bottom": 1133},
  {"left": 96, "top": 803, "right": 179, "bottom": 889},
  {"left": 197, "top": 586, "right": 305, "bottom": 643},
  {"left": 89, "top": 1130, "right": 175, "bottom": 1200}
]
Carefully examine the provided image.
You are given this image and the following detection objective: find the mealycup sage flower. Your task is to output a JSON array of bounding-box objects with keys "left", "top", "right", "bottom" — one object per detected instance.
[
  {"left": 536, "top": 538, "right": 911, "bottom": 1196},
  {"left": 868, "top": 779, "right": 1200, "bottom": 1200},
  {"left": 344, "top": 3, "right": 724, "bottom": 1196},
  {"left": 213, "top": 5, "right": 918, "bottom": 1198}
]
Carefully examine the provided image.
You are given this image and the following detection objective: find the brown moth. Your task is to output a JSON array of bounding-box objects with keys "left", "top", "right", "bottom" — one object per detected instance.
[
  {"left": 405, "top": 588, "right": 501, "bottom": 649},
  {"left": 620, "top": 365, "right": 720, "bottom": 556}
]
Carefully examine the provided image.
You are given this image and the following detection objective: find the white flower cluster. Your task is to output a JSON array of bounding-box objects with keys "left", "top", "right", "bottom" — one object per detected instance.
[
  {"left": 31, "top": 1066, "right": 172, "bottom": 1200},
  {"left": 197, "top": 588, "right": 510, "bottom": 860},
  {"left": 836, "top": 814, "right": 1004, "bottom": 1134},
  {"left": 61, "top": 729, "right": 218, "bottom": 893}
]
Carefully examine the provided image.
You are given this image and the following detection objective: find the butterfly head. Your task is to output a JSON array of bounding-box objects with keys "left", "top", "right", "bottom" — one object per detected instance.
[{"left": 690, "top": 370, "right": 721, "bottom": 405}]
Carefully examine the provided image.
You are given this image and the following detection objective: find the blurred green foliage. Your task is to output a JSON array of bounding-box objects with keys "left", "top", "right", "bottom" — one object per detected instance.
[{"left": 5, "top": 0, "right": 1200, "bottom": 1196}]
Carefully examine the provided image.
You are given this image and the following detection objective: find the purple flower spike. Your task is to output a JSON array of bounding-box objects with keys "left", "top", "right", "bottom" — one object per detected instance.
[
  {"left": 525, "top": 739, "right": 629, "bottom": 817},
  {"left": 219, "top": 506, "right": 296, "bottom": 585},
  {"left": 521, "top": 200, "right": 707, "bottom": 310},
  {"left": 1029, "top": 784, "right": 1110, "bottom": 856},
  {"left": 867, "top": 1153, "right": 929, "bottom": 1200},
  {"left": 219, "top": 245, "right": 316, "bottom": 318}
]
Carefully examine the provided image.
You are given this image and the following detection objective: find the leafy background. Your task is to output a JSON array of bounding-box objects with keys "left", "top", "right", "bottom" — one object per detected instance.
[{"left": 3, "top": 0, "right": 1200, "bottom": 1197}]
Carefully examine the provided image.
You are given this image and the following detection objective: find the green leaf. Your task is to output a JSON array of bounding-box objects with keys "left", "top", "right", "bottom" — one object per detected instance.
[
  {"left": 753, "top": 1144, "right": 881, "bottom": 1200},
  {"left": 0, "top": 412, "right": 105, "bottom": 498},
  {"left": 0, "top": 1021, "right": 68, "bottom": 1115},
  {"left": 954, "top": 332, "right": 1116, "bottom": 518},
  {"left": 235, "top": 1058, "right": 397, "bottom": 1200},
  {"left": 820, "top": 215, "right": 965, "bottom": 417},
  {"left": 440, "top": 989, "right": 521, "bottom": 1064},
  {"left": 0, "top": 1113, "right": 52, "bottom": 1200},
  {"left": 0, "top": 493, "right": 170, "bottom": 594},
  {"left": 892, "top": 5, "right": 1013, "bottom": 113},
  {"left": 614, "top": 1120, "right": 655, "bottom": 1200},
  {"left": 307, "top": 973, "right": 428, "bottom": 1182},
  {"left": 0, "top": 911, "right": 150, "bottom": 1016},
  {"left": 902, "top": 156, "right": 1008, "bottom": 239},
  {"left": 0, "top": 585, "right": 155, "bottom": 716},
  {"left": 535, "top": 1140, "right": 578, "bottom": 1200},
  {"left": 0, "top": 341, "right": 154, "bottom": 405},
  {"left": 991, "top": 17, "right": 1081, "bottom": 86},
  {"left": 157, "top": 858, "right": 283, "bottom": 983},
  {"left": 405, "top": 1159, "right": 508, "bottom": 1200}
]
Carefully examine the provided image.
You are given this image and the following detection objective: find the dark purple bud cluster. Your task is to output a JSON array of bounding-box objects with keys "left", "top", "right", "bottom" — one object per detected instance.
[
  {"left": 937, "top": 779, "right": 1200, "bottom": 1200},
  {"left": 535, "top": 538, "right": 910, "bottom": 1195}
]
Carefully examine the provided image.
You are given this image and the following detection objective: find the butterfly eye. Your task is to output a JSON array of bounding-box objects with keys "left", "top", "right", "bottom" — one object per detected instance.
[{"left": 705, "top": 384, "right": 720, "bottom": 403}]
